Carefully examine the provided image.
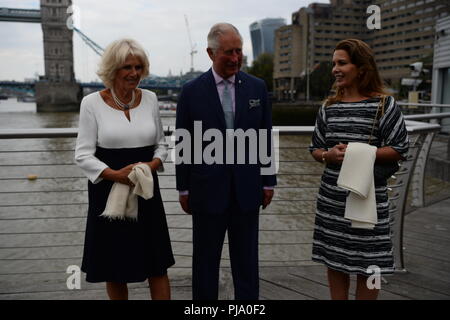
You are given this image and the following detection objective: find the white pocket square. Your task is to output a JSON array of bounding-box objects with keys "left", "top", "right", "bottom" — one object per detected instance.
[{"left": 249, "top": 99, "right": 261, "bottom": 108}]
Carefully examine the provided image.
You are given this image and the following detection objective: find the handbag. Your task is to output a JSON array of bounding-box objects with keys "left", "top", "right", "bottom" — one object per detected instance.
[{"left": 368, "top": 96, "right": 399, "bottom": 182}]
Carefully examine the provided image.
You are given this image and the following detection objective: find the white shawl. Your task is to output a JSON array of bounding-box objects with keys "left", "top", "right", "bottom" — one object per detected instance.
[
  {"left": 101, "top": 163, "right": 154, "bottom": 220},
  {"left": 337, "top": 142, "right": 378, "bottom": 229}
]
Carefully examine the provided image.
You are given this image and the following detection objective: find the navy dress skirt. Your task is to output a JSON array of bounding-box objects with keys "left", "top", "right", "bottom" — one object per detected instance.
[{"left": 81, "top": 145, "right": 175, "bottom": 283}]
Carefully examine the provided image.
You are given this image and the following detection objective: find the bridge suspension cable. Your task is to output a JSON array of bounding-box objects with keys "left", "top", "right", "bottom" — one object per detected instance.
[{"left": 73, "top": 26, "right": 104, "bottom": 56}]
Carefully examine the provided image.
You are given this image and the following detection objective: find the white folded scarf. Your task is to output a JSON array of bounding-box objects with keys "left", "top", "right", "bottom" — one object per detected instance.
[
  {"left": 337, "top": 142, "right": 377, "bottom": 229},
  {"left": 101, "top": 163, "right": 154, "bottom": 221}
]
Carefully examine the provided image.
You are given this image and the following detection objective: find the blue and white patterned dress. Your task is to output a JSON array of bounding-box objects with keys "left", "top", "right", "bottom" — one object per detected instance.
[{"left": 309, "top": 96, "right": 409, "bottom": 275}]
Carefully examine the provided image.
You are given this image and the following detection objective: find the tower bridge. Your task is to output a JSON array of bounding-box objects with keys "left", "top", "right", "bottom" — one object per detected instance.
[
  {"left": 1, "top": 1, "right": 84, "bottom": 111},
  {"left": 0, "top": 81, "right": 182, "bottom": 92},
  {"left": 0, "top": 8, "right": 41, "bottom": 23},
  {"left": 1, "top": 2, "right": 197, "bottom": 110},
  {"left": 0, "top": 3, "right": 185, "bottom": 110}
]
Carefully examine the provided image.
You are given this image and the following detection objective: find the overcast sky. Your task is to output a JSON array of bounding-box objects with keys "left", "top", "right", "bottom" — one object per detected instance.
[{"left": 0, "top": 0, "right": 328, "bottom": 81}]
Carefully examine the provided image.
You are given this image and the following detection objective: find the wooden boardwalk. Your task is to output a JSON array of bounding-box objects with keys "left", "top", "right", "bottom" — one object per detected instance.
[
  {"left": 260, "top": 198, "right": 450, "bottom": 300},
  {"left": 1, "top": 198, "right": 449, "bottom": 300}
]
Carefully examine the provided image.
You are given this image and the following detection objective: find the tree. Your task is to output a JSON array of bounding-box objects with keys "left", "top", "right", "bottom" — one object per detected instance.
[
  {"left": 247, "top": 53, "right": 274, "bottom": 92},
  {"left": 297, "top": 61, "right": 334, "bottom": 100}
]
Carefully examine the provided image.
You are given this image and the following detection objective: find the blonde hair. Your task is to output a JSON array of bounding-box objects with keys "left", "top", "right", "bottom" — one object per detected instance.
[
  {"left": 97, "top": 38, "right": 150, "bottom": 88},
  {"left": 325, "top": 39, "right": 387, "bottom": 106}
]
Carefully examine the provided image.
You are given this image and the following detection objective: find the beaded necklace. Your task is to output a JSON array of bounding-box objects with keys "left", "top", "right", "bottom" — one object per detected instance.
[{"left": 111, "top": 88, "right": 135, "bottom": 110}]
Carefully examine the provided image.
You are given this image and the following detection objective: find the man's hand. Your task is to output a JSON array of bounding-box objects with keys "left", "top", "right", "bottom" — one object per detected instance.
[
  {"left": 262, "top": 189, "right": 274, "bottom": 209},
  {"left": 179, "top": 195, "right": 191, "bottom": 215}
]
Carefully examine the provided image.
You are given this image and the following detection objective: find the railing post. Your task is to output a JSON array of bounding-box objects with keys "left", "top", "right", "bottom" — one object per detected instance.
[
  {"left": 447, "top": 136, "right": 450, "bottom": 160},
  {"left": 389, "top": 134, "right": 424, "bottom": 273},
  {"left": 410, "top": 132, "right": 436, "bottom": 208}
]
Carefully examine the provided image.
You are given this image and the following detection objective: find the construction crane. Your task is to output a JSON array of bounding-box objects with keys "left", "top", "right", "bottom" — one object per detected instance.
[{"left": 184, "top": 15, "right": 197, "bottom": 73}]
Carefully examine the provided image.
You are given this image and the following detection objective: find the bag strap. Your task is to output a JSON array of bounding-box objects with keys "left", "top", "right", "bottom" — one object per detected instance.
[{"left": 368, "top": 95, "right": 386, "bottom": 145}]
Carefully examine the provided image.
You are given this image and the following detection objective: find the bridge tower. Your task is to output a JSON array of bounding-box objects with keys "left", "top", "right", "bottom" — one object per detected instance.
[{"left": 35, "top": 0, "right": 81, "bottom": 112}]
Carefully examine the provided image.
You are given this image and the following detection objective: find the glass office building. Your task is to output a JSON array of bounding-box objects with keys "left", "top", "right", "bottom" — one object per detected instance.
[{"left": 250, "top": 18, "right": 286, "bottom": 60}]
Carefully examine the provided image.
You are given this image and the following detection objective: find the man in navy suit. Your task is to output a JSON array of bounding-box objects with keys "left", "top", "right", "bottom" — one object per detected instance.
[{"left": 175, "top": 23, "right": 276, "bottom": 300}]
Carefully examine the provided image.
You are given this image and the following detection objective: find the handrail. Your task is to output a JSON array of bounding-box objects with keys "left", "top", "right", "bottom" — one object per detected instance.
[
  {"left": 404, "top": 112, "right": 450, "bottom": 121},
  {"left": 398, "top": 102, "right": 450, "bottom": 108},
  {"left": 404, "top": 120, "right": 441, "bottom": 133},
  {"left": 0, "top": 122, "right": 443, "bottom": 139},
  {"left": 0, "top": 128, "right": 78, "bottom": 139}
]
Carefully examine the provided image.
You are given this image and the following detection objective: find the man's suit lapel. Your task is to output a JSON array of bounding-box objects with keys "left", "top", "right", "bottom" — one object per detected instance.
[{"left": 203, "top": 69, "right": 227, "bottom": 129}]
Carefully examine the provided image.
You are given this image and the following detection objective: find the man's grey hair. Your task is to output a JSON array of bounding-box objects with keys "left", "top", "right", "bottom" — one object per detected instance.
[{"left": 207, "top": 23, "right": 243, "bottom": 52}]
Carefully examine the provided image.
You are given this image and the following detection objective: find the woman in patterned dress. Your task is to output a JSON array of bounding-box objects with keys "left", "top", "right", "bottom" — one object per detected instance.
[
  {"left": 75, "top": 39, "right": 175, "bottom": 299},
  {"left": 309, "top": 39, "right": 409, "bottom": 300}
]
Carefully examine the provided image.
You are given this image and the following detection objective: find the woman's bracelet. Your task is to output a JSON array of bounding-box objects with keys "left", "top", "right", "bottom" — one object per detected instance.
[{"left": 321, "top": 151, "right": 328, "bottom": 164}]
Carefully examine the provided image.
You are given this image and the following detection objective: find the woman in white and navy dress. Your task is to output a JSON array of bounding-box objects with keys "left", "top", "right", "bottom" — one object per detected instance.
[
  {"left": 310, "top": 39, "right": 408, "bottom": 300},
  {"left": 75, "top": 39, "right": 174, "bottom": 300}
]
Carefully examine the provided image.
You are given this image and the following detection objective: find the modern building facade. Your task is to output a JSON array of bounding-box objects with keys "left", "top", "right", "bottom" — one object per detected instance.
[
  {"left": 373, "top": 0, "right": 450, "bottom": 84},
  {"left": 250, "top": 18, "right": 286, "bottom": 60},
  {"left": 273, "top": 0, "right": 450, "bottom": 101}
]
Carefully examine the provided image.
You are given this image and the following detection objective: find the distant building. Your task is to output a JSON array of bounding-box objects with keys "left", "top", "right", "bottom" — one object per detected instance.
[
  {"left": 273, "top": 0, "right": 450, "bottom": 101},
  {"left": 273, "top": 23, "right": 303, "bottom": 101},
  {"left": 373, "top": 0, "right": 450, "bottom": 85},
  {"left": 274, "top": 1, "right": 367, "bottom": 101},
  {"left": 250, "top": 18, "right": 286, "bottom": 60},
  {"left": 432, "top": 15, "right": 450, "bottom": 132}
]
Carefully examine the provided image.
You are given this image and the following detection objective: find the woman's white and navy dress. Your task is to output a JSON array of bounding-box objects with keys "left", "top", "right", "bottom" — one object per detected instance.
[
  {"left": 75, "top": 89, "right": 175, "bottom": 283},
  {"left": 309, "top": 96, "right": 409, "bottom": 275}
]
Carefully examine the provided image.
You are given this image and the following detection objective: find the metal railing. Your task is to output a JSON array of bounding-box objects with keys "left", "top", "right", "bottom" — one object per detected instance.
[
  {"left": 398, "top": 103, "right": 450, "bottom": 133},
  {"left": 397, "top": 102, "right": 450, "bottom": 109},
  {"left": 0, "top": 115, "right": 448, "bottom": 288}
]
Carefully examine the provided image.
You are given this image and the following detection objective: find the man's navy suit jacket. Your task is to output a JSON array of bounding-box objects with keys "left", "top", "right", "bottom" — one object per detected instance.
[{"left": 175, "top": 69, "right": 277, "bottom": 214}]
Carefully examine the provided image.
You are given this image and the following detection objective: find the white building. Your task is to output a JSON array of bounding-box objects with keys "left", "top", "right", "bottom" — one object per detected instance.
[{"left": 432, "top": 16, "right": 450, "bottom": 132}]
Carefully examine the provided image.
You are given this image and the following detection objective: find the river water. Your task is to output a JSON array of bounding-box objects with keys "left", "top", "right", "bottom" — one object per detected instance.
[{"left": 0, "top": 97, "right": 177, "bottom": 128}]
